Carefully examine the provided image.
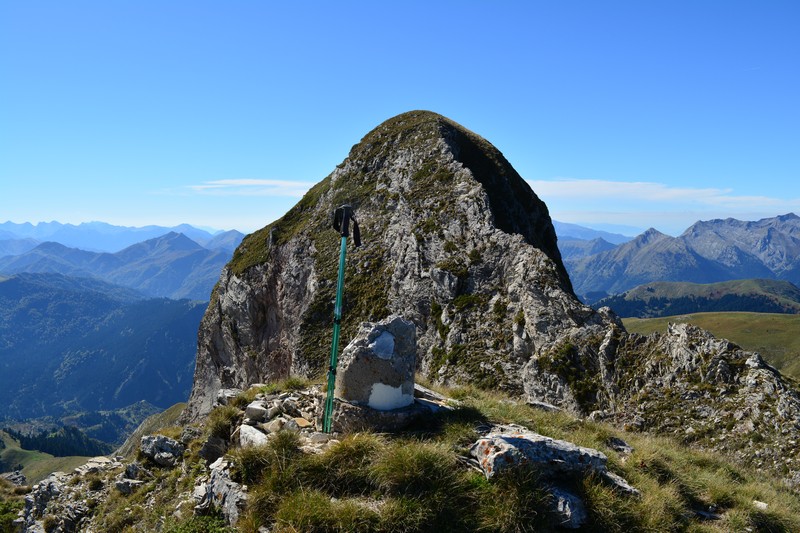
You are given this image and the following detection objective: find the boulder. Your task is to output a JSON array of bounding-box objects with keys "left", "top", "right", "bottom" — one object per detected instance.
[
  {"left": 334, "top": 315, "right": 416, "bottom": 411},
  {"left": 198, "top": 436, "right": 228, "bottom": 463},
  {"left": 115, "top": 477, "right": 145, "bottom": 495},
  {"left": 238, "top": 425, "right": 269, "bottom": 447},
  {"left": 245, "top": 401, "right": 268, "bottom": 422},
  {"left": 140, "top": 435, "right": 185, "bottom": 467},
  {"left": 469, "top": 427, "right": 639, "bottom": 497},
  {"left": 0, "top": 470, "right": 26, "bottom": 486},
  {"left": 470, "top": 429, "right": 607, "bottom": 479},
  {"left": 550, "top": 486, "right": 588, "bottom": 529},
  {"left": 194, "top": 457, "right": 247, "bottom": 525}
]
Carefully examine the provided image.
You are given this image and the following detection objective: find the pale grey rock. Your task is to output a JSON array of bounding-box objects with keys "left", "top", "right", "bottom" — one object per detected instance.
[
  {"left": 332, "top": 397, "right": 448, "bottom": 433},
  {"left": 601, "top": 471, "right": 641, "bottom": 497},
  {"left": 550, "top": 486, "right": 588, "bottom": 529},
  {"left": 413, "top": 383, "right": 450, "bottom": 403},
  {"left": 283, "top": 418, "right": 301, "bottom": 432},
  {"left": 180, "top": 425, "right": 204, "bottom": 444},
  {"left": 216, "top": 388, "right": 243, "bottom": 406},
  {"left": 115, "top": 477, "right": 145, "bottom": 495},
  {"left": 607, "top": 436, "right": 634, "bottom": 455},
  {"left": 529, "top": 400, "right": 562, "bottom": 413},
  {"left": 140, "top": 434, "right": 185, "bottom": 467},
  {"left": 469, "top": 427, "right": 639, "bottom": 496},
  {"left": 266, "top": 404, "right": 282, "bottom": 419},
  {"left": 281, "top": 398, "right": 302, "bottom": 417},
  {"left": 470, "top": 430, "right": 607, "bottom": 479},
  {"left": 194, "top": 457, "right": 247, "bottom": 525},
  {"left": 334, "top": 315, "right": 416, "bottom": 411},
  {"left": 245, "top": 400, "right": 268, "bottom": 421},
  {"left": 125, "top": 461, "right": 153, "bottom": 480},
  {"left": 0, "top": 470, "right": 26, "bottom": 486},
  {"left": 20, "top": 473, "right": 69, "bottom": 530},
  {"left": 198, "top": 435, "right": 228, "bottom": 463},
  {"left": 263, "top": 418, "right": 285, "bottom": 433},
  {"left": 309, "top": 432, "right": 330, "bottom": 444},
  {"left": 74, "top": 456, "right": 120, "bottom": 476},
  {"left": 239, "top": 424, "right": 269, "bottom": 447}
]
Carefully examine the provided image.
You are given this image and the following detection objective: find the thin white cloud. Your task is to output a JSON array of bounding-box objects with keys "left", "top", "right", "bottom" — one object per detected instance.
[
  {"left": 527, "top": 178, "right": 799, "bottom": 210},
  {"left": 528, "top": 178, "right": 800, "bottom": 236},
  {"left": 186, "top": 179, "right": 315, "bottom": 197}
]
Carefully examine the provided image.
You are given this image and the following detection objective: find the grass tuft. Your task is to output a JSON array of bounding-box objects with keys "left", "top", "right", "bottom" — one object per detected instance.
[{"left": 206, "top": 405, "right": 241, "bottom": 441}]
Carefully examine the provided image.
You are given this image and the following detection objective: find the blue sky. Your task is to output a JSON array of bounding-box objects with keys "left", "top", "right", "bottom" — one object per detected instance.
[{"left": 1, "top": 1, "right": 798, "bottom": 236}]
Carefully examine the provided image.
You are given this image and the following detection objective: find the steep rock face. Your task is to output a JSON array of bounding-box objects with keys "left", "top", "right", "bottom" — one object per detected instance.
[
  {"left": 605, "top": 323, "right": 800, "bottom": 479},
  {"left": 181, "top": 111, "right": 800, "bottom": 485},
  {"left": 183, "top": 110, "right": 609, "bottom": 420}
]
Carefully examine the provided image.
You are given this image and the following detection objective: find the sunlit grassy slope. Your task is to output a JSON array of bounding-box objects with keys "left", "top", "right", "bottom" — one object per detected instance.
[
  {"left": 0, "top": 431, "right": 90, "bottom": 484},
  {"left": 624, "top": 312, "right": 800, "bottom": 380}
]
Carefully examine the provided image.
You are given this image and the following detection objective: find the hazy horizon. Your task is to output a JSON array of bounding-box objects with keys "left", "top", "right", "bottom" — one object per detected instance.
[{"left": 2, "top": 2, "right": 798, "bottom": 235}]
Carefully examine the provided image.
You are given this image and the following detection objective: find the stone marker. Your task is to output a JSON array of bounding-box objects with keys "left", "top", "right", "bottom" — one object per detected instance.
[{"left": 334, "top": 315, "right": 416, "bottom": 410}]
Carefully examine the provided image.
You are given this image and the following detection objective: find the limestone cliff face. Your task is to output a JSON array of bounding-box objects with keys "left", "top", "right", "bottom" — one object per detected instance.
[
  {"left": 182, "top": 111, "right": 800, "bottom": 485},
  {"left": 183, "top": 110, "right": 612, "bottom": 420}
]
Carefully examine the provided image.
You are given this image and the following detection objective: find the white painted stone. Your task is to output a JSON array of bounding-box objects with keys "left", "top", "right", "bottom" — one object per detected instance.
[
  {"left": 369, "top": 331, "right": 395, "bottom": 359},
  {"left": 368, "top": 382, "right": 413, "bottom": 410}
]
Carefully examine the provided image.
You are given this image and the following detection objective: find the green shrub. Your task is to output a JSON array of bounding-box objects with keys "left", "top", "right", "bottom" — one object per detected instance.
[
  {"left": 206, "top": 405, "right": 241, "bottom": 440},
  {"left": 231, "top": 430, "right": 301, "bottom": 486},
  {"left": 87, "top": 476, "right": 104, "bottom": 491},
  {"left": 475, "top": 467, "right": 552, "bottom": 532},
  {"left": 0, "top": 498, "right": 24, "bottom": 533},
  {"left": 298, "top": 433, "right": 382, "bottom": 496},
  {"left": 163, "top": 514, "right": 233, "bottom": 533},
  {"left": 272, "top": 490, "right": 379, "bottom": 533}
]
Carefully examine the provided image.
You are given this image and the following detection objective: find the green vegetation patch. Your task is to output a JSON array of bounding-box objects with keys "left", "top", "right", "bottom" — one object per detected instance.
[
  {"left": 537, "top": 341, "right": 601, "bottom": 412},
  {"left": 298, "top": 229, "right": 391, "bottom": 373},
  {"left": 229, "top": 177, "right": 331, "bottom": 275}
]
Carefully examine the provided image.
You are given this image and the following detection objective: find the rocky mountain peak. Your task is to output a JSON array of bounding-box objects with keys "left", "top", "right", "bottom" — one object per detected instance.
[
  {"left": 185, "top": 110, "right": 587, "bottom": 420},
  {"left": 181, "top": 112, "right": 800, "bottom": 488}
]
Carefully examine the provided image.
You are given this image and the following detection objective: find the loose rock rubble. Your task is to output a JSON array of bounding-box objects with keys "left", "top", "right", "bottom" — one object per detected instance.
[{"left": 17, "top": 456, "right": 123, "bottom": 532}]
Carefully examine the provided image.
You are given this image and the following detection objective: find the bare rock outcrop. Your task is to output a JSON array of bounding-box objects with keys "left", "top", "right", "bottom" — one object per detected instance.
[
  {"left": 180, "top": 110, "right": 800, "bottom": 486},
  {"left": 182, "top": 110, "right": 596, "bottom": 423}
]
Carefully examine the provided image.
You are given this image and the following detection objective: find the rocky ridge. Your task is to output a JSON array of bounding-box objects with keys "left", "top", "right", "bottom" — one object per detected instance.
[
  {"left": 181, "top": 110, "right": 800, "bottom": 487},
  {"left": 15, "top": 382, "right": 643, "bottom": 531},
  {"left": 567, "top": 213, "right": 800, "bottom": 298}
]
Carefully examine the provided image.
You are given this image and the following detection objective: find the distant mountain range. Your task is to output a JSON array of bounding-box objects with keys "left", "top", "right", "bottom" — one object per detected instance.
[
  {"left": 596, "top": 278, "right": 800, "bottom": 318},
  {"left": 0, "top": 221, "right": 244, "bottom": 253},
  {"left": 0, "top": 221, "right": 246, "bottom": 450},
  {"left": 552, "top": 220, "right": 633, "bottom": 245},
  {"left": 564, "top": 213, "right": 800, "bottom": 301},
  {"left": 0, "top": 273, "right": 204, "bottom": 444},
  {"left": 0, "top": 231, "right": 236, "bottom": 300}
]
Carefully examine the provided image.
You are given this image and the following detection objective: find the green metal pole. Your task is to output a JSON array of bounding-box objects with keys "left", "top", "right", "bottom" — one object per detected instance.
[{"left": 322, "top": 235, "right": 348, "bottom": 433}]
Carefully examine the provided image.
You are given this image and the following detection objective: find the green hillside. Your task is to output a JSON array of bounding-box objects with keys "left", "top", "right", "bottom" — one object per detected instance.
[
  {"left": 599, "top": 279, "right": 800, "bottom": 317},
  {"left": 624, "top": 312, "right": 800, "bottom": 379},
  {"left": 0, "top": 431, "right": 90, "bottom": 484}
]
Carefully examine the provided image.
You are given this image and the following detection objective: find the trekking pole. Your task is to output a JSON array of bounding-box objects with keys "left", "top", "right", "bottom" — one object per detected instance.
[{"left": 322, "top": 205, "right": 361, "bottom": 433}]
